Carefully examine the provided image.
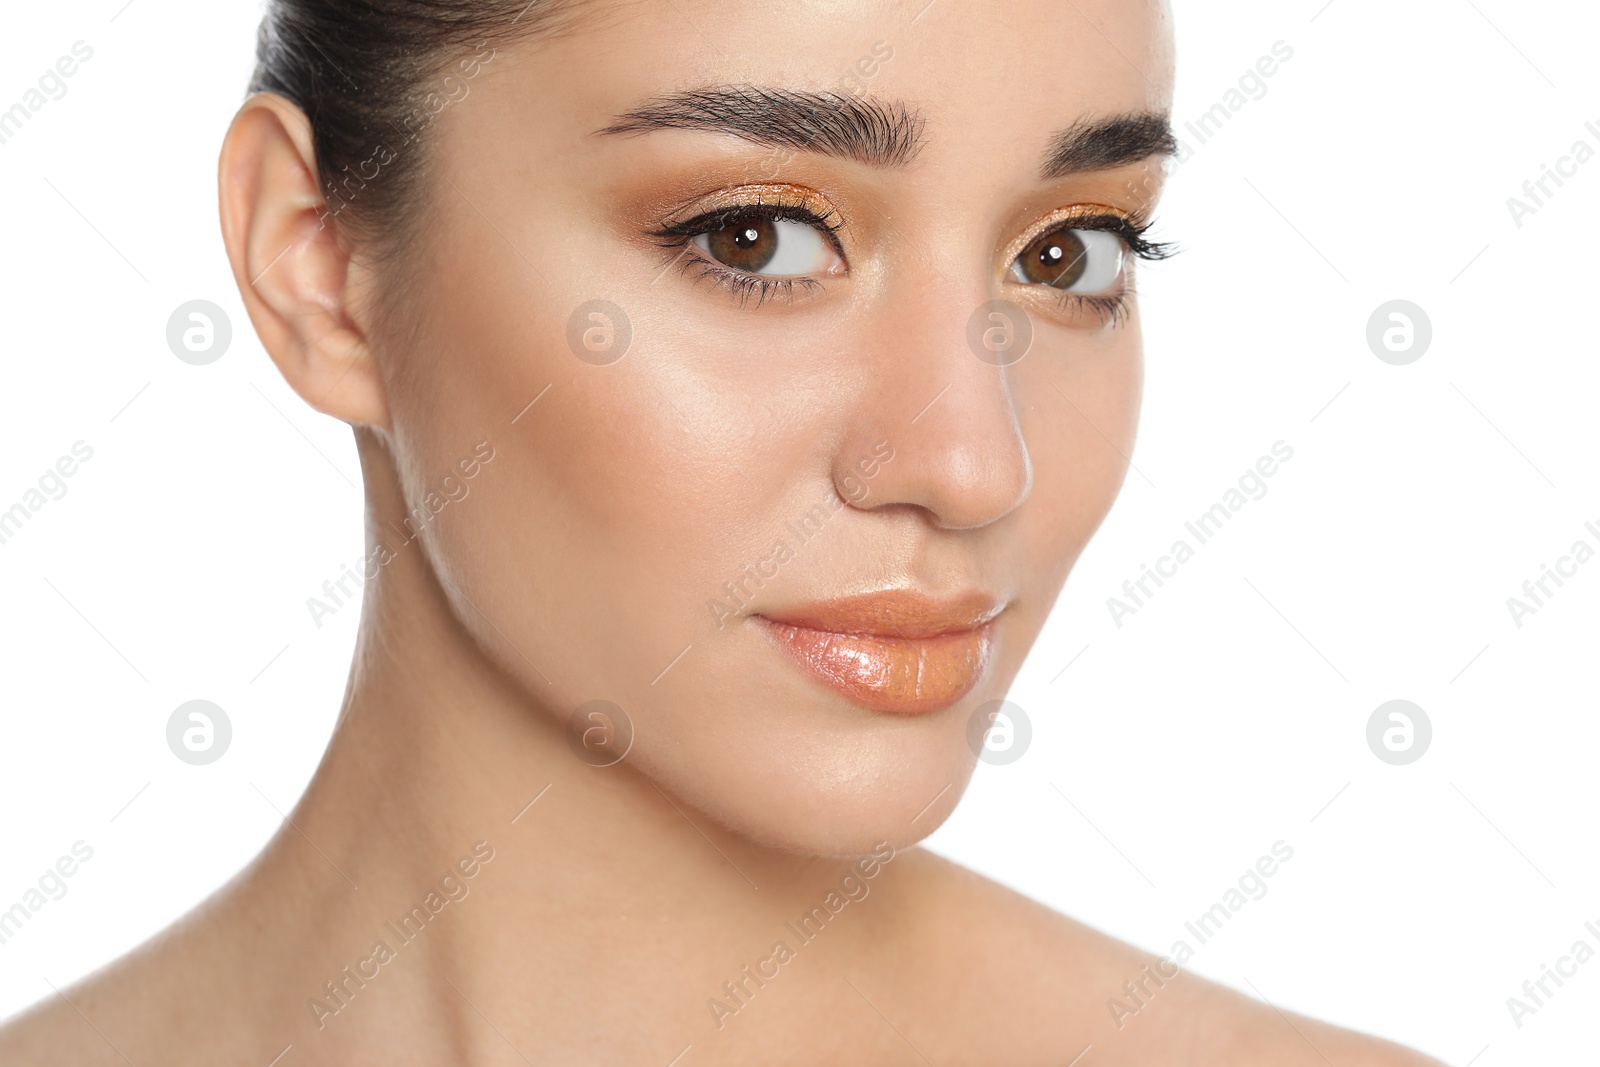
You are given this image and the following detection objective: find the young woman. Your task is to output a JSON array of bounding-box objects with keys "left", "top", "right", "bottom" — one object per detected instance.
[{"left": 0, "top": 1, "right": 1443, "bottom": 1062}]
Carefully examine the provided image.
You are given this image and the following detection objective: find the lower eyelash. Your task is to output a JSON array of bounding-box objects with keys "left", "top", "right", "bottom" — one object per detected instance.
[
  {"left": 660, "top": 244, "right": 825, "bottom": 309},
  {"left": 1038, "top": 217, "right": 1169, "bottom": 327},
  {"left": 1059, "top": 274, "right": 1140, "bottom": 328}
]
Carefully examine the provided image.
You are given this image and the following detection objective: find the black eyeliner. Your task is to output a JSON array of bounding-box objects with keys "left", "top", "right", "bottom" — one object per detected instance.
[
  {"left": 647, "top": 201, "right": 843, "bottom": 247},
  {"left": 1047, "top": 213, "right": 1177, "bottom": 262}
]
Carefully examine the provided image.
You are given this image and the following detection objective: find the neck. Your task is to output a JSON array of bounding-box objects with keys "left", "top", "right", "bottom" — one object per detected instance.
[{"left": 191, "top": 432, "right": 912, "bottom": 1062}]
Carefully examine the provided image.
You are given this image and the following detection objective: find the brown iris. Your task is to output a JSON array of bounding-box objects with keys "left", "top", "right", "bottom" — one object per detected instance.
[
  {"left": 704, "top": 213, "right": 778, "bottom": 273},
  {"left": 1015, "top": 227, "right": 1089, "bottom": 288}
]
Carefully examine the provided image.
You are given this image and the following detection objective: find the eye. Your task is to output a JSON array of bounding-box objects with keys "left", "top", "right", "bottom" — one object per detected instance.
[
  {"left": 1009, "top": 227, "right": 1126, "bottom": 293},
  {"left": 690, "top": 210, "right": 844, "bottom": 277}
]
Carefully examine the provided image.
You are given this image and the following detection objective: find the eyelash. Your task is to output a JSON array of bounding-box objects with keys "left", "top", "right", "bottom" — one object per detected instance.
[
  {"left": 647, "top": 203, "right": 844, "bottom": 310},
  {"left": 647, "top": 202, "right": 1176, "bottom": 321},
  {"left": 1043, "top": 213, "right": 1176, "bottom": 327}
]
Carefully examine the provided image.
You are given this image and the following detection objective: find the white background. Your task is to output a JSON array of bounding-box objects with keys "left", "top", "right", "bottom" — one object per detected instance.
[{"left": 1, "top": 1, "right": 1596, "bottom": 1062}]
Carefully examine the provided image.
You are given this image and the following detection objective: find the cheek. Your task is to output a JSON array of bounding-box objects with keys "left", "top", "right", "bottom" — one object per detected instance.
[
  {"left": 1017, "top": 327, "right": 1143, "bottom": 559},
  {"left": 972, "top": 331, "right": 1140, "bottom": 686},
  {"left": 392, "top": 244, "right": 811, "bottom": 741},
  {"left": 413, "top": 331, "right": 755, "bottom": 651}
]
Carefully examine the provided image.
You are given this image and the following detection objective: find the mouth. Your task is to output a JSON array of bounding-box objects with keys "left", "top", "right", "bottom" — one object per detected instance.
[{"left": 754, "top": 589, "right": 1004, "bottom": 714}]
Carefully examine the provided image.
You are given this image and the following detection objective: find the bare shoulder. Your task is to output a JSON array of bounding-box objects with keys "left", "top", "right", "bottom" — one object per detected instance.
[
  {"left": 0, "top": 887, "right": 266, "bottom": 1067},
  {"left": 884, "top": 848, "right": 1449, "bottom": 1066},
  {"left": 0, "top": 963, "right": 144, "bottom": 1067}
]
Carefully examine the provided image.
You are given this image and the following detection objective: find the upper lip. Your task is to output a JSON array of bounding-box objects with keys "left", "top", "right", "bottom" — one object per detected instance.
[{"left": 756, "top": 588, "right": 1006, "bottom": 640}]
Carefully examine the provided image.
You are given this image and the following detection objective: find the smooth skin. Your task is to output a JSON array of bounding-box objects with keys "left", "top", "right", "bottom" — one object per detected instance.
[{"left": 0, "top": 0, "right": 1446, "bottom": 1063}]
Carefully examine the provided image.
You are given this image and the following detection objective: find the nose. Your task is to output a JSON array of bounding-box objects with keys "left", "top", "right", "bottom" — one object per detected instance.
[{"left": 832, "top": 283, "right": 1033, "bottom": 531}]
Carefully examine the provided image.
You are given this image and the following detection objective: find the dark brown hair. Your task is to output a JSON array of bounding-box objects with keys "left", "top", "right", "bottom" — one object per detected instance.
[{"left": 247, "top": 1, "right": 592, "bottom": 250}]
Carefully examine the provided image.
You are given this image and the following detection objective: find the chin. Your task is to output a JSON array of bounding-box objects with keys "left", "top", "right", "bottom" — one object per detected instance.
[{"left": 639, "top": 699, "right": 982, "bottom": 857}]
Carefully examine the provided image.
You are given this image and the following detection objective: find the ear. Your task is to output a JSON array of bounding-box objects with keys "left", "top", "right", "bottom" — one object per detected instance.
[{"left": 217, "top": 92, "right": 389, "bottom": 430}]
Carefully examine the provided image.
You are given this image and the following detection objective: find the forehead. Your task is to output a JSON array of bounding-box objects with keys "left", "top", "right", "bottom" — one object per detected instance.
[{"left": 489, "top": 0, "right": 1173, "bottom": 162}]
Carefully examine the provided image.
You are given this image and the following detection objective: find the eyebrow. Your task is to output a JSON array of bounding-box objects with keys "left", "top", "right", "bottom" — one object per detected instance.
[
  {"left": 1039, "top": 112, "right": 1176, "bottom": 180},
  {"left": 595, "top": 85, "right": 925, "bottom": 168},
  {"left": 595, "top": 86, "right": 1173, "bottom": 178}
]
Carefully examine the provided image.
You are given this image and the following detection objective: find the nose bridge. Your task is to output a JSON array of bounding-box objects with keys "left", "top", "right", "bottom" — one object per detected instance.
[{"left": 833, "top": 275, "right": 1034, "bottom": 531}]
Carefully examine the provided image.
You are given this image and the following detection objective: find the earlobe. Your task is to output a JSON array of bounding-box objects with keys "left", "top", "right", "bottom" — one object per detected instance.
[{"left": 217, "top": 92, "right": 390, "bottom": 430}]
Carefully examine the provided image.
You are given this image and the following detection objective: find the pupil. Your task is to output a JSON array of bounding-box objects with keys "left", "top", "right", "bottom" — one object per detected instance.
[
  {"left": 707, "top": 214, "right": 778, "bottom": 273},
  {"left": 1020, "top": 228, "right": 1088, "bottom": 289}
]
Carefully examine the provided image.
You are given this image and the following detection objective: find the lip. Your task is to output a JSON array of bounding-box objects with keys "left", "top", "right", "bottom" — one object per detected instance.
[{"left": 755, "top": 590, "right": 1004, "bottom": 714}]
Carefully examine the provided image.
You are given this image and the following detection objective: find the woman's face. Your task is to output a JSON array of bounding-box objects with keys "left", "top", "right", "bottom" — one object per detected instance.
[{"left": 372, "top": 0, "right": 1174, "bottom": 854}]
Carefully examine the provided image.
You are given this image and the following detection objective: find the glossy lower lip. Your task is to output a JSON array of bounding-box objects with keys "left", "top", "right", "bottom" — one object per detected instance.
[{"left": 755, "top": 590, "right": 1003, "bottom": 714}]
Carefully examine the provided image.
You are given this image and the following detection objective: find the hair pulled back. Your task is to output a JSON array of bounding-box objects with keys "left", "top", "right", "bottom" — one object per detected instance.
[{"left": 248, "top": 1, "right": 587, "bottom": 247}]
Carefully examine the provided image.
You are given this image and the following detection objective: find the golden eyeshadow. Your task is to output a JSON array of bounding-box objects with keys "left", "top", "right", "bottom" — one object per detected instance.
[
  {"left": 997, "top": 202, "right": 1139, "bottom": 275},
  {"left": 657, "top": 182, "right": 842, "bottom": 231}
]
